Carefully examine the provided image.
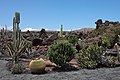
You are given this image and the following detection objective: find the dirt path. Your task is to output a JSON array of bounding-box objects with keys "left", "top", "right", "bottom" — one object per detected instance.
[{"left": 0, "top": 60, "right": 120, "bottom": 80}]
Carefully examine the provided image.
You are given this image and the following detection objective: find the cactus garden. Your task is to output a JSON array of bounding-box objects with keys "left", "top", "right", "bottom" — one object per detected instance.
[
  {"left": 0, "top": 12, "right": 120, "bottom": 75},
  {"left": 0, "top": 12, "right": 120, "bottom": 80}
]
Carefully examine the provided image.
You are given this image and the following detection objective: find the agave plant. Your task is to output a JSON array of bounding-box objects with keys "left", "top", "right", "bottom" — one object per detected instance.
[{"left": 6, "top": 40, "right": 31, "bottom": 63}]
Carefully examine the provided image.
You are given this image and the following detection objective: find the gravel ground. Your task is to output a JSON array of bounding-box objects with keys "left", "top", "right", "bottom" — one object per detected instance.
[{"left": 0, "top": 60, "right": 120, "bottom": 80}]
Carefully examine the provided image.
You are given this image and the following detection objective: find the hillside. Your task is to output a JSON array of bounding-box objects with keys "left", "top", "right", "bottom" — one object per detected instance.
[
  {"left": 0, "top": 19, "right": 120, "bottom": 48},
  {"left": 85, "top": 19, "right": 120, "bottom": 48}
]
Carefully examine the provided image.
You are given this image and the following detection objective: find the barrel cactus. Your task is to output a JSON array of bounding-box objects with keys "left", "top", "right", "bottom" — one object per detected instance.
[
  {"left": 29, "top": 58, "right": 46, "bottom": 74},
  {"left": 11, "top": 63, "right": 24, "bottom": 74}
]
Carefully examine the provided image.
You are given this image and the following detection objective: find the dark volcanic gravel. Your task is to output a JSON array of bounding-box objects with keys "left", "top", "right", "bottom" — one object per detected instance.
[{"left": 0, "top": 60, "right": 120, "bottom": 80}]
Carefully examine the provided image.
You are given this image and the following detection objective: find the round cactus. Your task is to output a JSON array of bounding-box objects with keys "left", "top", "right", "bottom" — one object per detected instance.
[
  {"left": 11, "top": 63, "right": 24, "bottom": 74},
  {"left": 29, "top": 58, "right": 46, "bottom": 74}
]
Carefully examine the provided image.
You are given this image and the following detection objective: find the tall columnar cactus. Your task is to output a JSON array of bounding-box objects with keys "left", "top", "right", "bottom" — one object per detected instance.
[
  {"left": 0, "top": 28, "right": 5, "bottom": 40},
  {"left": 13, "top": 12, "right": 21, "bottom": 51},
  {"left": 6, "top": 12, "right": 30, "bottom": 64},
  {"left": 0, "top": 26, "right": 7, "bottom": 40},
  {"left": 60, "top": 24, "right": 63, "bottom": 37},
  {"left": 13, "top": 12, "right": 21, "bottom": 63}
]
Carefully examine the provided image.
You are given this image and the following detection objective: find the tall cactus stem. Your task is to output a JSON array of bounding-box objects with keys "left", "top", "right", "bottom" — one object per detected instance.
[{"left": 60, "top": 24, "right": 63, "bottom": 37}]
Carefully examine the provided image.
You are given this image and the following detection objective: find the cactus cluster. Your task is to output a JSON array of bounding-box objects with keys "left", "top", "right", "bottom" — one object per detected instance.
[
  {"left": 6, "top": 12, "right": 30, "bottom": 64},
  {"left": 5, "top": 12, "right": 32, "bottom": 74}
]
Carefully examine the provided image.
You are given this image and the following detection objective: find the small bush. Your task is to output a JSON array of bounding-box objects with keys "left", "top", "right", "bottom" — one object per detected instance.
[
  {"left": 48, "top": 40, "right": 77, "bottom": 67},
  {"left": 101, "top": 56, "right": 117, "bottom": 67},
  {"left": 77, "top": 44, "right": 102, "bottom": 69},
  {"left": 101, "top": 33, "right": 111, "bottom": 49},
  {"left": 68, "top": 34, "right": 78, "bottom": 46}
]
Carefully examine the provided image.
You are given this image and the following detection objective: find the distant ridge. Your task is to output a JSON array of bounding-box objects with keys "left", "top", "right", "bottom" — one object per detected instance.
[{"left": 72, "top": 28, "right": 95, "bottom": 33}]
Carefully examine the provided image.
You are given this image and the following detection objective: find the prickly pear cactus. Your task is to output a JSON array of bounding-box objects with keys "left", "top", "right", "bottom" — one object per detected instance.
[{"left": 11, "top": 63, "right": 24, "bottom": 74}]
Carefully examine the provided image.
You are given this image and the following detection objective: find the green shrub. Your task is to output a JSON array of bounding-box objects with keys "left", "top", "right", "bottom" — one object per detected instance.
[
  {"left": 77, "top": 44, "right": 102, "bottom": 69},
  {"left": 68, "top": 34, "right": 78, "bottom": 46},
  {"left": 101, "top": 33, "right": 111, "bottom": 49},
  {"left": 48, "top": 40, "right": 77, "bottom": 66}
]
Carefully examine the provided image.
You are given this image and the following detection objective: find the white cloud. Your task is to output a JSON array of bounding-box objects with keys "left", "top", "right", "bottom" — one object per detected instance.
[
  {"left": 22, "top": 27, "right": 50, "bottom": 31},
  {"left": 0, "top": 26, "right": 82, "bottom": 32},
  {"left": 0, "top": 26, "right": 13, "bottom": 30},
  {"left": 8, "top": 26, "right": 13, "bottom": 30},
  {"left": 22, "top": 27, "right": 41, "bottom": 31}
]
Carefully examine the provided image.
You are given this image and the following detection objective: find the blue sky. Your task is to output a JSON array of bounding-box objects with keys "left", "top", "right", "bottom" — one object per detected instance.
[{"left": 0, "top": 0, "right": 120, "bottom": 31}]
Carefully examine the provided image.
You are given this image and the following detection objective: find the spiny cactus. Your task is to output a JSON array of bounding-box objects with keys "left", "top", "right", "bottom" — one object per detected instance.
[
  {"left": 1, "top": 28, "right": 5, "bottom": 39},
  {"left": 29, "top": 58, "right": 46, "bottom": 74},
  {"left": 11, "top": 63, "right": 24, "bottom": 74},
  {"left": 0, "top": 25, "right": 7, "bottom": 38},
  {"left": 15, "top": 12, "right": 20, "bottom": 24},
  {"left": 6, "top": 12, "right": 31, "bottom": 64}
]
